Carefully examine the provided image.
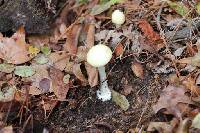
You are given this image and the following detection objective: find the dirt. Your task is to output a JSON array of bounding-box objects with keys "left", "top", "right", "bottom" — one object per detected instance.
[
  {"left": 0, "top": 0, "right": 67, "bottom": 34},
  {"left": 24, "top": 55, "right": 165, "bottom": 133}
]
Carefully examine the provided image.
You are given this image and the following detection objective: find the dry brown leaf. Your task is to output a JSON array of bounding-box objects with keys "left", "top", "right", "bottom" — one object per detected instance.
[
  {"left": 153, "top": 85, "right": 193, "bottom": 118},
  {"left": 65, "top": 61, "right": 74, "bottom": 74},
  {"left": 85, "top": 16, "right": 95, "bottom": 49},
  {"left": 85, "top": 62, "right": 98, "bottom": 87},
  {"left": 76, "top": 46, "right": 88, "bottom": 62},
  {"left": 0, "top": 26, "right": 32, "bottom": 64},
  {"left": 114, "top": 43, "right": 124, "bottom": 57},
  {"left": 48, "top": 51, "right": 69, "bottom": 71},
  {"left": 49, "top": 67, "right": 69, "bottom": 101},
  {"left": 147, "top": 122, "right": 173, "bottom": 133},
  {"left": 64, "top": 24, "right": 82, "bottom": 54},
  {"left": 183, "top": 76, "right": 200, "bottom": 95},
  {"left": 73, "top": 63, "right": 88, "bottom": 84},
  {"left": 0, "top": 126, "right": 13, "bottom": 133},
  {"left": 138, "top": 19, "right": 161, "bottom": 42},
  {"left": 42, "top": 99, "right": 58, "bottom": 111},
  {"left": 26, "top": 64, "right": 50, "bottom": 95},
  {"left": 131, "top": 62, "right": 144, "bottom": 79}
]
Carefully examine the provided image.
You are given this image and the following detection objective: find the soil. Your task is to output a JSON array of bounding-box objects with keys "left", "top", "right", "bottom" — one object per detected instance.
[{"left": 20, "top": 55, "right": 166, "bottom": 133}]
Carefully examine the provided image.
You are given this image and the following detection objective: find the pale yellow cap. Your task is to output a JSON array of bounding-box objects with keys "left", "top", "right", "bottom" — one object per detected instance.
[
  {"left": 87, "top": 44, "right": 112, "bottom": 67},
  {"left": 111, "top": 10, "right": 125, "bottom": 25}
]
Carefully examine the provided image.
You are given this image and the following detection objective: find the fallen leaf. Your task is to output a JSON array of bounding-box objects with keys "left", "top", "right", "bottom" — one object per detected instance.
[
  {"left": 147, "top": 122, "right": 173, "bottom": 133},
  {"left": 85, "top": 62, "right": 98, "bottom": 87},
  {"left": 86, "top": 16, "right": 95, "bottom": 49},
  {"left": 153, "top": 85, "right": 193, "bottom": 118},
  {"left": 64, "top": 24, "right": 82, "bottom": 54},
  {"left": 48, "top": 51, "right": 69, "bottom": 71},
  {"left": 138, "top": 19, "right": 161, "bottom": 42},
  {"left": 28, "top": 45, "right": 40, "bottom": 57},
  {"left": 27, "top": 64, "right": 50, "bottom": 95},
  {"left": 131, "top": 62, "right": 144, "bottom": 79},
  {"left": 73, "top": 63, "right": 88, "bottom": 84},
  {"left": 41, "top": 46, "right": 51, "bottom": 55},
  {"left": 0, "top": 64, "right": 15, "bottom": 73},
  {"left": 34, "top": 54, "right": 49, "bottom": 65},
  {"left": 0, "top": 27, "right": 32, "bottom": 64},
  {"left": 167, "top": 1, "right": 189, "bottom": 17},
  {"left": 14, "top": 66, "right": 36, "bottom": 77},
  {"left": 76, "top": 46, "right": 88, "bottom": 62},
  {"left": 196, "top": 2, "right": 200, "bottom": 15},
  {"left": 176, "top": 118, "right": 190, "bottom": 133},
  {"left": 0, "top": 126, "right": 13, "bottom": 133},
  {"left": 192, "top": 113, "right": 200, "bottom": 129},
  {"left": 90, "top": 0, "right": 123, "bottom": 15},
  {"left": 49, "top": 67, "right": 69, "bottom": 101},
  {"left": 42, "top": 99, "right": 58, "bottom": 111},
  {"left": 65, "top": 61, "right": 74, "bottom": 74},
  {"left": 0, "top": 86, "right": 16, "bottom": 102},
  {"left": 178, "top": 53, "right": 200, "bottom": 67},
  {"left": 114, "top": 43, "right": 124, "bottom": 57},
  {"left": 112, "top": 89, "right": 130, "bottom": 111},
  {"left": 182, "top": 76, "right": 200, "bottom": 95}
]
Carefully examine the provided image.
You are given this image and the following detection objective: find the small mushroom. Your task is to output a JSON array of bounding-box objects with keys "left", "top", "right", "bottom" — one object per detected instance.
[
  {"left": 111, "top": 10, "right": 125, "bottom": 27},
  {"left": 87, "top": 44, "right": 112, "bottom": 101}
]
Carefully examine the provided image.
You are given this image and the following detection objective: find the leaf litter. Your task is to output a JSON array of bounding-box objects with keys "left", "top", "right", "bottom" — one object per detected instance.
[{"left": 2, "top": 0, "right": 200, "bottom": 132}]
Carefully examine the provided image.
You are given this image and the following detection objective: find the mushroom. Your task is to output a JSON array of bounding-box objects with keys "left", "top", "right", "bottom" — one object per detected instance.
[
  {"left": 87, "top": 44, "right": 112, "bottom": 101},
  {"left": 111, "top": 9, "right": 125, "bottom": 27}
]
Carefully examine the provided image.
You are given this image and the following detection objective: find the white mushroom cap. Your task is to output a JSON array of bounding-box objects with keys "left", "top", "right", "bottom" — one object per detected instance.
[
  {"left": 87, "top": 44, "right": 112, "bottom": 67},
  {"left": 111, "top": 10, "right": 125, "bottom": 25}
]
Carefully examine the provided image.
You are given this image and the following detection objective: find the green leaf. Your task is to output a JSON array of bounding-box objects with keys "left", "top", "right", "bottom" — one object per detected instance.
[
  {"left": 192, "top": 113, "right": 200, "bottom": 129},
  {"left": 14, "top": 66, "right": 36, "bottom": 77},
  {"left": 0, "top": 63, "right": 15, "bottom": 73},
  {"left": 167, "top": 1, "right": 189, "bottom": 17},
  {"left": 41, "top": 46, "right": 51, "bottom": 56},
  {"left": 112, "top": 89, "right": 130, "bottom": 111},
  {"left": 35, "top": 54, "right": 49, "bottom": 65},
  {"left": 77, "top": 0, "right": 88, "bottom": 4},
  {"left": 196, "top": 2, "right": 200, "bottom": 15},
  {"left": 90, "top": 0, "right": 123, "bottom": 15}
]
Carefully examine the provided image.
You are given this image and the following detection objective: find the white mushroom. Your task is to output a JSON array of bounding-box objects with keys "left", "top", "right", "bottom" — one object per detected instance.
[
  {"left": 87, "top": 44, "right": 112, "bottom": 101},
  {"left": 111, "top": 10, "right": 125, "bottom": 27}
]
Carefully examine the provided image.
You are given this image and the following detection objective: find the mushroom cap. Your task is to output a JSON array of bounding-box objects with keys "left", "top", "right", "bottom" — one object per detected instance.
[
  {"left": 87, "top": 44, "right": 112, "bottom": 67},
  {"left": 111, "top": 10, "right": 125, "bottom": 25}
]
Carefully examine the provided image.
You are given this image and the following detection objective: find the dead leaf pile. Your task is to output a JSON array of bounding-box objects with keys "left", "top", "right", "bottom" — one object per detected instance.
[
  {"left": 153, "top": 85, "right": 194, "bottom": 118},
  {"left": 0, "top": 26, "right": 33, "bottom": 64}
]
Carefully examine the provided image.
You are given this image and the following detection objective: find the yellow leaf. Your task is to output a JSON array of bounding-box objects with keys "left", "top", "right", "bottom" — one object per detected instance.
[{"left": 28, "top": 46, "right": 40, "bottom": 56}]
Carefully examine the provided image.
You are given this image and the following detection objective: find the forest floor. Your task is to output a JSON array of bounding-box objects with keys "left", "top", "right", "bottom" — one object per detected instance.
[{"left": 1, "top": 0, "right": 200, "bottom": 133}]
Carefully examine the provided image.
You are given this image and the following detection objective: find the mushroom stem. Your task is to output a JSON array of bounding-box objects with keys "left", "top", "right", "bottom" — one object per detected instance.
[{"left": 97, "top": 66, "right": 111, "bottom": 101}]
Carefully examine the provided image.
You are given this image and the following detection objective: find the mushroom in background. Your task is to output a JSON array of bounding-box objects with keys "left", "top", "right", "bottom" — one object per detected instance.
[{"left": 111, "top": 9, "right": 126, "bottom": 27}]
